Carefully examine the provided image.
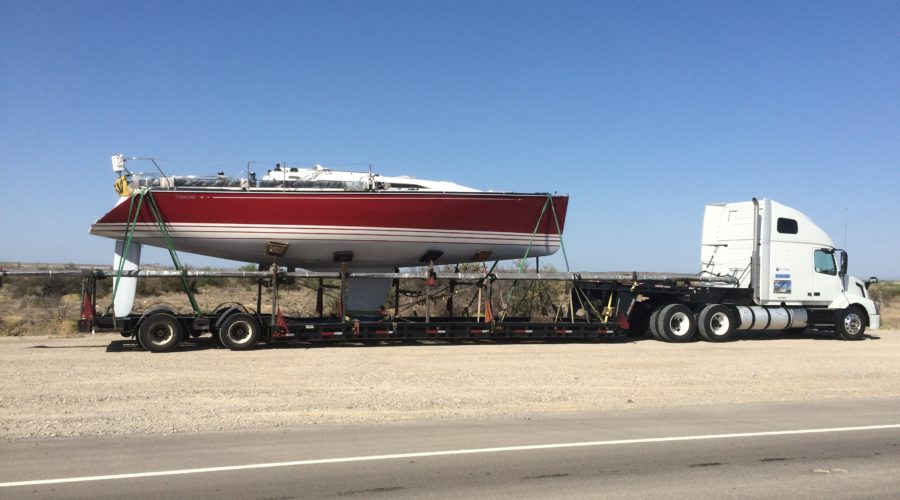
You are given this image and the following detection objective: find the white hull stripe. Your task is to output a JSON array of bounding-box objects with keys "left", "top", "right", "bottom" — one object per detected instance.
[
  {"left": 91, "top": 224, "right": 561, "bottom": 246},
  {"left": 92, "top": 223, "right": 563, "bottom": 238}
]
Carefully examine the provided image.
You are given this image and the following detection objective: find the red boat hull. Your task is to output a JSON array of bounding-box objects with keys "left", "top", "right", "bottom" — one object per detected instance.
[{"left": 91, "top": 191, "right": 568, "bottom": 269}]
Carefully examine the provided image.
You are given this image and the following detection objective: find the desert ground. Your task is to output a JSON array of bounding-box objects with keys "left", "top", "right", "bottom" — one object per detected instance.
[
  {"left": 1, "top": 327, "right": 897, "bottom": 441},
  {"left": 3, "top": 271, "right": 897, "bottom": 441}
]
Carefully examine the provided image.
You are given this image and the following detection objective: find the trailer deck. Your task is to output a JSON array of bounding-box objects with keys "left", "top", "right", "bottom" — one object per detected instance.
[{"left": 2, "top": 267, "right": 748, "bottom": 351}]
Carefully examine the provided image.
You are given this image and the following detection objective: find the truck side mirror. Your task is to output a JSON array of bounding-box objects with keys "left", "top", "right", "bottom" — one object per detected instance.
[
  {"left": 839, "top": 252, "right": 848, "bottom": 277},
  {"left": 867, "top": 277, "right": 879, "bottom": 289}
]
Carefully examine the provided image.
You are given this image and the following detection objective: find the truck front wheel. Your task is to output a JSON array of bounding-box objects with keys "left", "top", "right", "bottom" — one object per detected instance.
[{"left": 835, "top": 306, "right": 866, "bottom": 341}]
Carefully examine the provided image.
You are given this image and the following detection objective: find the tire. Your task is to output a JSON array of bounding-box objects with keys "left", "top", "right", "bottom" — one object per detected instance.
[
  {"left": 210, "top": 325, "right": 223, "bottom": 346},
  {"left": 835, "top": 306, "right": 866, "bottom": 341},
  {"left": 656, "top": 304, "right": 696, "bottom": 343},
  {"left": 137, "top": 313, "right": 182, "bottom": 352},
  {"left": 648, "top": 307, "right": 665, "bottom": 341},
  {"left": 697, "top": 304, "right": 736, "bottom": 342},
  {"left": 219, "top": 313, "right": 260, "bottom": 350}
]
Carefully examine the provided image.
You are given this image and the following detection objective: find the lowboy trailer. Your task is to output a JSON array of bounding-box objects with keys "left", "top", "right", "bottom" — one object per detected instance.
[
  {"left": 1, "top": 198, "right": 881, "bottom": 351},
  {"left": 74, "top": 269, "right": 746, "bottom": 351}
]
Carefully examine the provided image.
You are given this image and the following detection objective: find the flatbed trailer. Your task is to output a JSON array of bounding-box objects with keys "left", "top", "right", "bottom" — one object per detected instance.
[
  {"left": 4, "top": 267, "right": 754, "bottom": 351},
  {"left": 0, "top": 258, "right": 875, "bottom": 352}
]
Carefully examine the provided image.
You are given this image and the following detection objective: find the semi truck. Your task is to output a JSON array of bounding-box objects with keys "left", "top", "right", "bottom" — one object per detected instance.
[{"left": 3, "top": 198, "right": 881, "bottom": 351}]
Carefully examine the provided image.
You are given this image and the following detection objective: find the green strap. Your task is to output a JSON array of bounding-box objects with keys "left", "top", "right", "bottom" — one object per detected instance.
[
  {"left": 144, "top": 192, "right": 202, "bottom": 316},
  {"left": 108, "top": 188, "right": 202, "bottom": 319},
  {"left": 109, "top": 190, "right": 146, "bottom": 325},
  {"left": 515, "top": 196, "right": 551, "bottom": 273},
  {"left": 501, "top": 194, "right": 570, "bottom": 322},
  {"left": 111, "top": 192, "right": 140, "bottom": 300},
  {"left": 547, "top": 194, "right": 570, "bottom": 272},
  {"left": 546, "top": 194, "right": 573, "bottom": 323}
]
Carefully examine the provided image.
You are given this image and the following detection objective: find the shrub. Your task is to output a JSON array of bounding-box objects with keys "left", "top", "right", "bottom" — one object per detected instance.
[
  {"left": 5, "top": 275, "right": 82, "bottom": 299},
  {"left": 193, "top": 275, "right": 229, "bottom": 290},
  {"left": 870, "top": 282, "right": 900, "bottom": 305},
  {"left": 135, "top": 277, "right": 195, "bottom": 296},
  {"left": 0, "top": 316, "right": 32, "bottom": 336}
]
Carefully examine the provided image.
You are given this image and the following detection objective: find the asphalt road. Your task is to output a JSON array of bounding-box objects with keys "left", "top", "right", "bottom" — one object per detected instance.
[{"left": 2, "top": 399, "right": 899, "bottom": 499}]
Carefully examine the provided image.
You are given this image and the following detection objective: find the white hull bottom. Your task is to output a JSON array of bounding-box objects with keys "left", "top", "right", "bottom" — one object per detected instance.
[{"left": 91, "top": 225, "right": 561, "bottom": 270}]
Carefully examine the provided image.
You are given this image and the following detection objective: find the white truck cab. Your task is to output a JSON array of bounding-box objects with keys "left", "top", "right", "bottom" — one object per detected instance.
[{"left": 700, "top": 198, "right": 880, "bottom": 338}]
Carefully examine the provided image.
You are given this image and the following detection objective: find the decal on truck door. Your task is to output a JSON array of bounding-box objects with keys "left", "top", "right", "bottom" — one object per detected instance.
[{"left": 773, "top": 266, "right": 792, "bottom": 294}]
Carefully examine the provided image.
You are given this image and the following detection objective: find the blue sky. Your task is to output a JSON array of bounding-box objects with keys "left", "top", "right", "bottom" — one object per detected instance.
[{"left": 1, "top": 0, "right": 898, "bottom": 278}]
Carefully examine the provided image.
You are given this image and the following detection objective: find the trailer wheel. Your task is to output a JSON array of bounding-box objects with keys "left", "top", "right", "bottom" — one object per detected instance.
[
  {"left": 137, "top": 313, "right": 182, "bottom": 352},
  {"left": 219, "top": 313, "right": 260, "bottom": 350},
  {"left": 656, "top": 304, "right": 696, "bottom": 342},
  {"left": 835, "top": 306, "right": 866, "bottom": 341},
  {"left": 648, "top": 308, "right": 665, "bottom": 341},
  {"left": 697, "top": 304, "right": 736, "bottom": 342}
]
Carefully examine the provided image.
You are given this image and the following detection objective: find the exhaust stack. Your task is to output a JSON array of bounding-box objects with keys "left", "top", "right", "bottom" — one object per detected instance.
[{"left": 750, "top": 197, "right": 761, "bottom": 304}]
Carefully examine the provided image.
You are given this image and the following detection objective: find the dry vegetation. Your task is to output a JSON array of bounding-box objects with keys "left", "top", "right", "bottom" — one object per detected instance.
[
  {"left": 0, "top": 263, "right": 573, "bottom": 336},
  {"left": 869, "top": 281, "right": 900, "bottom": 328},
  {"left": 2, "top": 262, "right": 898, "bottom": 337}
]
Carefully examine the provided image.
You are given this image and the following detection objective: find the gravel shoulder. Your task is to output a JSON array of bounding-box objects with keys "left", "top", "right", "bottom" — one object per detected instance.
[{"left": 1, "top": 330, "right": 898, "bottom": 440}]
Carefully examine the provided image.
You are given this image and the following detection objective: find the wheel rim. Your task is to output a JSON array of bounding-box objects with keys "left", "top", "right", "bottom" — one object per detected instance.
[
  {"left": 844, "top": 313, "right": 862, "bottom": 335},
  {"left": 709, "top": 311, "right": 730, "bottom": 336},
  {"left": 227, "top": 321, "right": 253, "bottom": 345},
  {"left": 669, "top": 312, "right": 691, "bottom": 337},
  {"left": 150, "top": 324, "right": 174, "bottom": 346}
]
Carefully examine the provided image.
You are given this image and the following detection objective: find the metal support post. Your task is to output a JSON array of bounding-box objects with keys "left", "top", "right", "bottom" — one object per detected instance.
[
  {"left": 316, "top": 278, "right": 324, "bottom": 318},
  {"left": 270, "top": 262, "right": 278, "bottom": 333}
]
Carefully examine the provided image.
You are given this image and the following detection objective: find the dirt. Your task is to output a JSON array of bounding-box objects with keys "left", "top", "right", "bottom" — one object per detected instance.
[{"left": 1, "top": 329, "right": 898, "bottom": 441}]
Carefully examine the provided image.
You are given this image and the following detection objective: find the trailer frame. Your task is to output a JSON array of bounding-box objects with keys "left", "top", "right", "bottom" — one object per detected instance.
[
  {"left": 54, "top": 267, "right": 740, "bottom": 351},
  {"left": 3, "top": 265, "right": 873, "bottom": 350}
]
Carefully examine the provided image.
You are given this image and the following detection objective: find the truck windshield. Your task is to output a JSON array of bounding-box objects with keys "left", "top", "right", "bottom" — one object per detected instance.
[{"left": 814, "top": 249, "right": 837, "bottom": 275}]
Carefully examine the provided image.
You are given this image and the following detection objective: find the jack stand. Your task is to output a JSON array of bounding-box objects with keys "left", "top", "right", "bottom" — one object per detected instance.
[
  {"left": 316, "top": 278, "right": 324, "bottom": 318},
  {"left": 270, "top": 262, "right": 279, "bottom": 336},
  {"left": 425, "top": 260, "right": 436, "bottom": 323},
  {"left": 339, "top": 263, "right": 347, "bottom": 322}
]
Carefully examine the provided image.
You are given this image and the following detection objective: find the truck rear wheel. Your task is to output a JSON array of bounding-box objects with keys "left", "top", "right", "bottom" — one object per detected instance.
[
  {"left": 137, "top": 313, "right": 182, "bottom": 352},
  {"left": 697, "top": 304, "right": 736, "bottom": 342},
  {"left": 648, "top": 308, "right": 665, "bottom": 341},
  {"left": 835, "top": 306, "right": 866, "bottom": 341},
  {"left": 219, "top": 313, "right": 260, "bottom": 350},
  {"left": 656, "top": 304, "right": 696, "bottom": 342}
]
